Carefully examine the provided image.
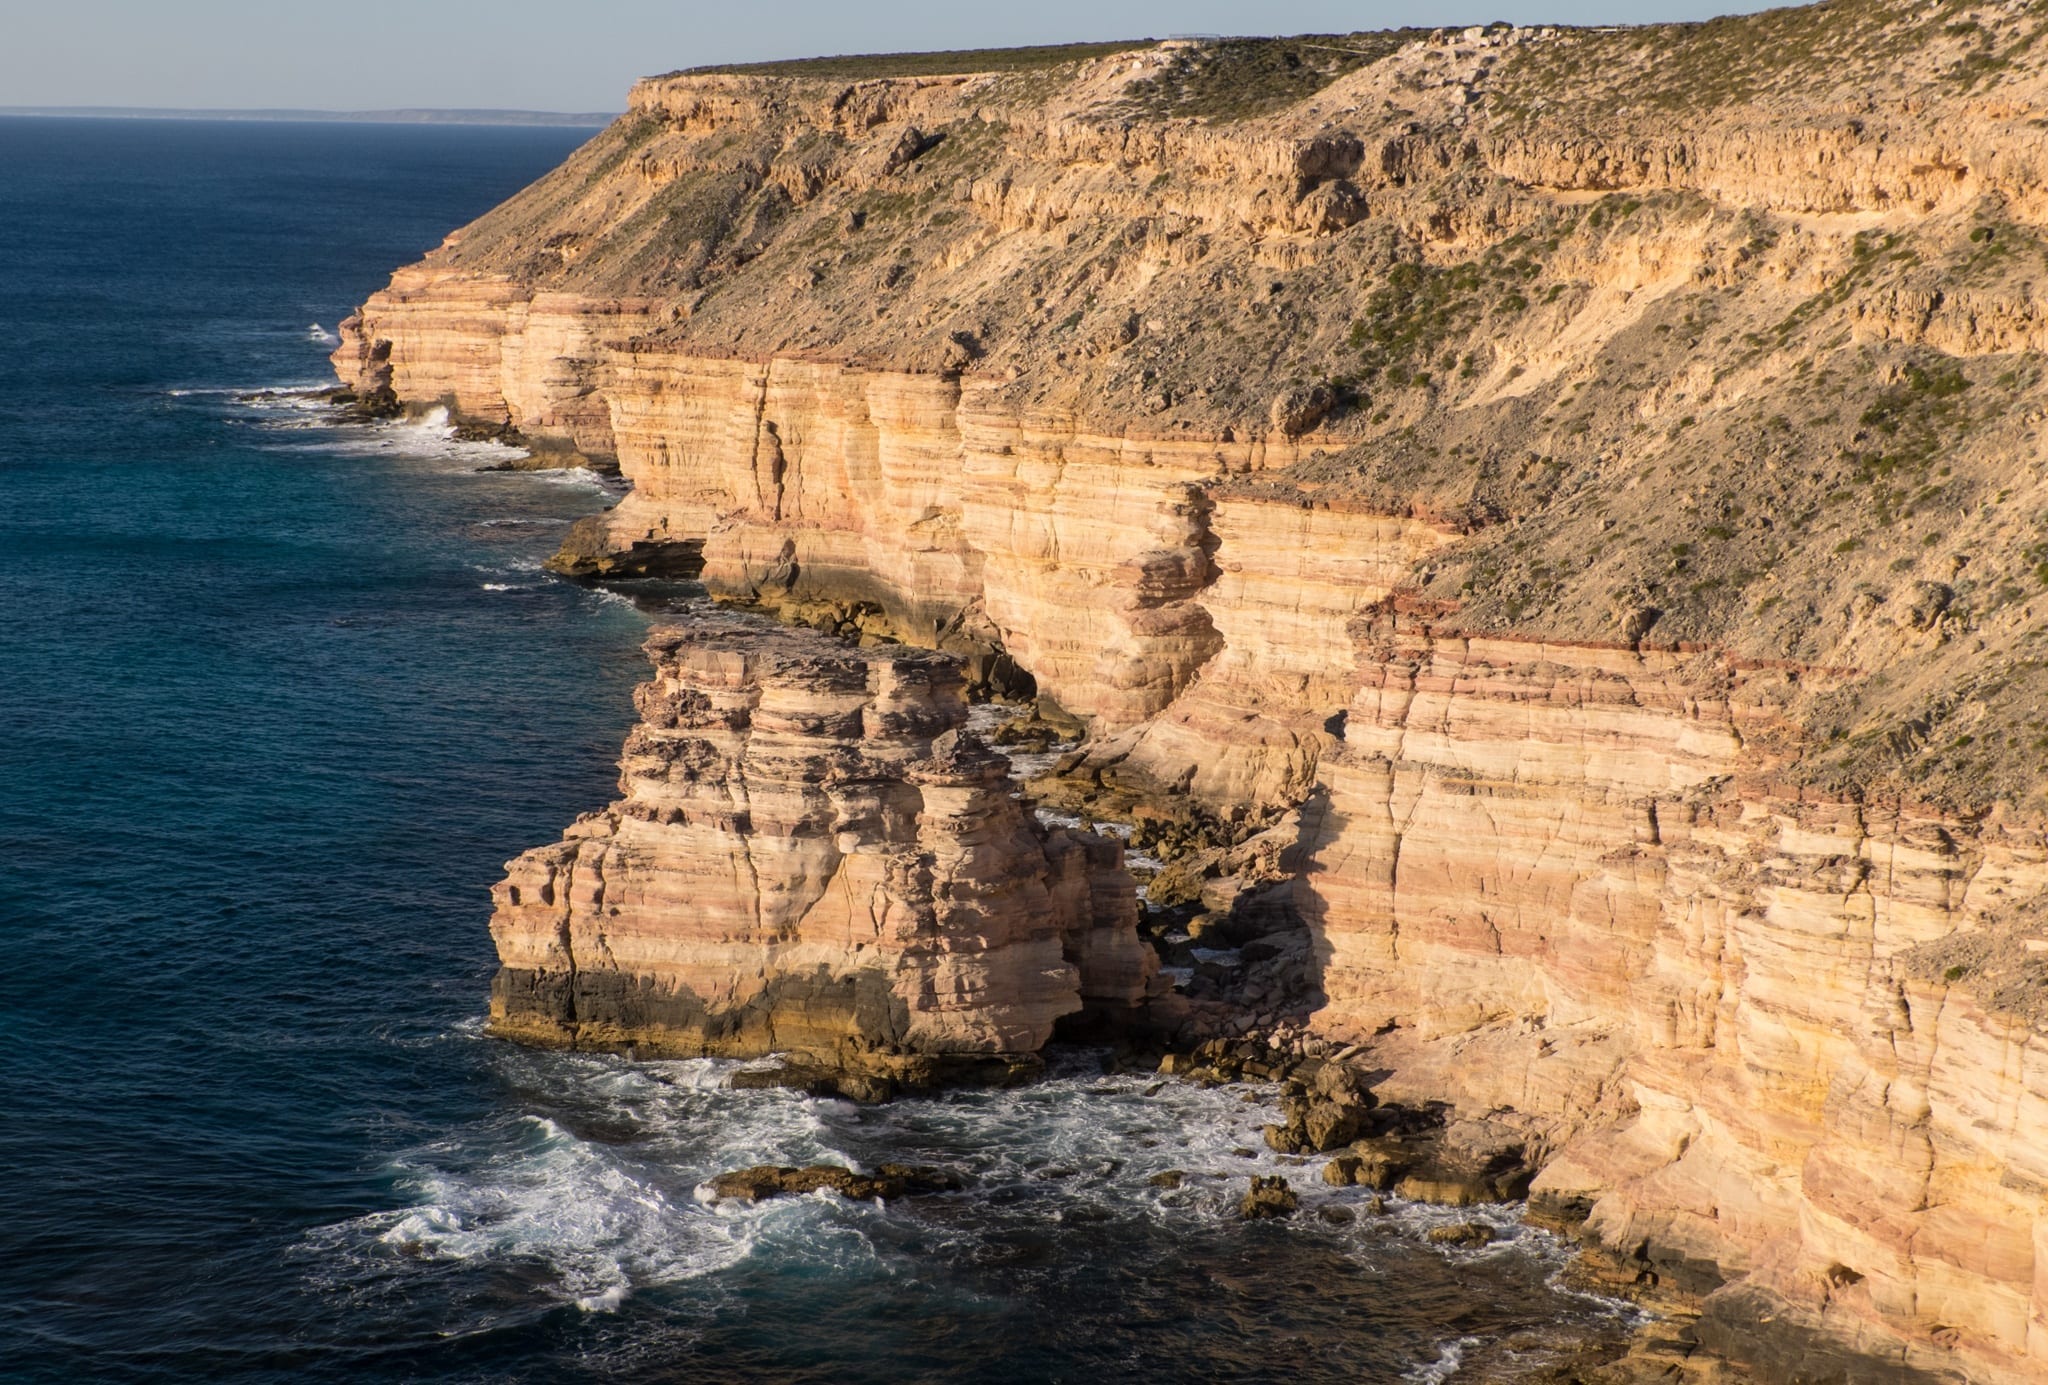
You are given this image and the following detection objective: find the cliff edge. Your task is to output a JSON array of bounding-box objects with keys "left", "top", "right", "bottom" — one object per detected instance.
[{"left": 345, "top": 5, "right": 2048, "bottom": 1380}]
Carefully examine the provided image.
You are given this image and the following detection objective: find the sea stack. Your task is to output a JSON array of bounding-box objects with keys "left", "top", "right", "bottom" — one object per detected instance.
[{"left": 487, "top": 615, "right": 1152, "bottom": 1081}]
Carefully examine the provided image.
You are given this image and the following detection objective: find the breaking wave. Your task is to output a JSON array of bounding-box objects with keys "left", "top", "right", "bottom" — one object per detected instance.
[{"left": 297, "top": 1044, "right": 1639, "bottom": 1377}]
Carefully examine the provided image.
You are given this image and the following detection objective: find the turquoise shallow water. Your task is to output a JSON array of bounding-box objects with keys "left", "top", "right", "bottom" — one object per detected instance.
[{"left": 0, "top": 116, "right": 1634, "bottom": 1383}]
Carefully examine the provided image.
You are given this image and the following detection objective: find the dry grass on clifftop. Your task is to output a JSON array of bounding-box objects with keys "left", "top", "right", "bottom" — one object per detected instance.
[{"left": 385, "top": 0, "right": 2048, "bottom": 812}]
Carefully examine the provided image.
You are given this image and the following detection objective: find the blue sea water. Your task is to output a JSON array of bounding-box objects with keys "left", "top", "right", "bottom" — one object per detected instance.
[{"left": 0, "top": 117, "right": 1635, "bottom": 1383}]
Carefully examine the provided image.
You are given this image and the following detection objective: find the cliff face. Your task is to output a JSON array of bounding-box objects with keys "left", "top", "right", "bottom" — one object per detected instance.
[
  {"left": 489, "top": 617, "right": 1151, "bottom": 1077},
  {"left": 349, "top": 5, "right": 2048, "bottom": 1379},
  {"left": 1300, "top": 609, "right": 2048, "bottom": 1380}
]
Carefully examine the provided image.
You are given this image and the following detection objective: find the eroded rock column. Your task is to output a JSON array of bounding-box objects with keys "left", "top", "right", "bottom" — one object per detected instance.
[{"left": 487, "top": 615, "right": 1150, "bottom": 1078}]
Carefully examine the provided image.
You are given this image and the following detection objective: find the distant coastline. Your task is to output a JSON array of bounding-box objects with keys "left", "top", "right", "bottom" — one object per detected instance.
[{"left": 0, "top": 106, "right": 616, "bottom": 127}]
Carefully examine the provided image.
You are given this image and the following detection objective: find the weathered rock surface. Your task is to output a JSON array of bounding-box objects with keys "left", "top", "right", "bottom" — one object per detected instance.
[
  {"left": 487, "top": 615, "right": 1152, "bottom": 1077},
  {"left": 702, "top": 1162, "right": 964, "bottom": 1203},
  {"left": 1426, "top": 1222, "right": 1497, "bottom": 1249},
  {"left": 1298, "top": 606, "right": 2048, "bottom": 1382},
  {"left": 1240, "top": 1174, "right": 1299, "bottom": 1219}
]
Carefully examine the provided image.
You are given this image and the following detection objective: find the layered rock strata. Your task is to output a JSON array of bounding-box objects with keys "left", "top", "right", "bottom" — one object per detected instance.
[
  {"left": 347, "top": 10, "right": 2048, "bottom": 1379},
  {"left": 1297, "top": 606, "right": 2048, "bottom": 1383},
  {"left": 334, "top": 280, "right": 663, "bottom": 467},
  {"left": 488, "top": 617, "right": 1152, "bottom": 1076}
]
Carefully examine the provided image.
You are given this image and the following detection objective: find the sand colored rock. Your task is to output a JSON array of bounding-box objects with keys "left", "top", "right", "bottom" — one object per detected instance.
[
  {"left": 1110, "top": 494, "right": 1458, "bottom": 807},
  {"left": 344, "top": 11, "right": 2048, "bottom": 1378},
  {"left": 587, "top": 348, "right": 1243, "bottom": 727},
  {"left": 1296, "top": 605, "right": 2048, "bottom": 1382},
  {"left": 336, "top": 280, "right": 662, "bottom": 468},
  {"left": 487, "top": 616, "right": 1150, "bottom": 1074}
]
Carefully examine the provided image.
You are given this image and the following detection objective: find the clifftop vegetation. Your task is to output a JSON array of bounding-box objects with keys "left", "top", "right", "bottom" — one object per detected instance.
[{"left": 387, "top": 0, "right": 2048, "bottom": 812}]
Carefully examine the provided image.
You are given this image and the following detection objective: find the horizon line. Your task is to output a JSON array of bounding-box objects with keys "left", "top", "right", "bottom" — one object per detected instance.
[{"left": 0, "top": 105, "right": 619, "bottom": 128}]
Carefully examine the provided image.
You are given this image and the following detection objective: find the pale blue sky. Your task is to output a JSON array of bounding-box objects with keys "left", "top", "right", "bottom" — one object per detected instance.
[{"left": 5, "top": 0, "right": 1785, "bottom": 112}]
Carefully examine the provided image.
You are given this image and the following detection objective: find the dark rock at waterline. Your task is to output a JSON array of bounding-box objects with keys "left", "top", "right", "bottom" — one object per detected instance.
[
  {"left": 241, "top": 383, "right": 402, "bottom": 419},
  {"left": 1148, "top": 1169, "right": 1186, "bottom": 1189},
  {"left": 451, "top": 417, "right": 527, "bottom": 448},
  {"left": 1425, "top": 1221, "right": 1497, "bottom": 1248},
  {"left": 1314, "top": 1111, "right": 1535, "bottom": 1207},
  {"left": 1316, "top": 1204, "right": 1356, "bottom": 1226},
  {"left": 991, "top": 716, "right": 1064, "bottom": 751},
  {"left": 704, "top": 1163, "right": 965, "bottom": 1204},
  {"left": 475, "top": 447, "right": 622, "bottom": 477},
  {"left": 724, "top": 1053, "right": 1043, "bottom": 1105},
  {"left": 545, "top": 514, "right": 706, "bottom": 579},
  {"left": 1389, "top": 1119, "right": 1536, "bottom": 1207},
  {"left": 1321, "top": 1139, "right": 1410, "bottom": 1191},
  {"left": 728, "top": 1063, "right": 898, "bottom": 1104},
  {"left": 1153, "top": 1043, "right": 1537, "bottom": 1210},
  {"left": 1240, "top": 1174, "right": 1299, "bottom": 1219},
  {"left": 314, "top": 383, "right": 403, "bottom": 418},
  {"left": 1155, "top": 1037, "right": 1316, "bottom": 1085}
]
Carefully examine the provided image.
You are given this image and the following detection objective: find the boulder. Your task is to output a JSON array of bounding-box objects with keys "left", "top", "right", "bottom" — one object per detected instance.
[{"left": 1240, "top": 1174, "right": 1300, "bottom": 1219}]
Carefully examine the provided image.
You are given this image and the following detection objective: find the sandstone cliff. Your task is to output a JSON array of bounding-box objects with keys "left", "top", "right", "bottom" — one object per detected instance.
[
  {"left": 488, "top": 616, "right": 1151, "bottom": 1083},
  {"left": 347, "top": 4, "right": 2048, "bottom": 1379}
]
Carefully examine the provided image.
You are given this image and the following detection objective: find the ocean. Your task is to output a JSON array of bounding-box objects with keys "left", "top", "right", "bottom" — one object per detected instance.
[{"left": 0, "top": 116, "right": 1633, "bottom": 1383}]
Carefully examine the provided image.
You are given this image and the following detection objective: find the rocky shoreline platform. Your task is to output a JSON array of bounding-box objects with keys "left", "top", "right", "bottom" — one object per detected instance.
[{"left": 346, "top": 6, "right": 2048, "bottom": 1380}]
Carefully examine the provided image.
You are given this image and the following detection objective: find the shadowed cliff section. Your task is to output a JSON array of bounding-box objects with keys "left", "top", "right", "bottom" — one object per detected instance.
[{"left": 342, "top": 6, "right": 2048, "bottom": 1380}]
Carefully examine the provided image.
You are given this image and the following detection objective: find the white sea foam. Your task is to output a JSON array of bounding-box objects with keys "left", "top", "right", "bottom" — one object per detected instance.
[
  {"left": 521, "top": 465, "right": 613, "bottom": 493},
  {"left": 169, "top": 382, "right": 328, "bottom": 400},
  {"left": 961, "top": 702, "right": 1077, "bottom": 781},
  {"left": 227, "top": 396, "right": 539, "bottom": 469},
  {"left": 305, "top": 1041, "right": 1639, "bottom": 1368},
  {"left": 344, "top": 1111, "right": 757, "bottom": 1315},
  {"left": 308, "top": 322, "right": 340, "bottom": 345},
  {"left": 1404, "top": 1335, "right": 1481, "bottom": 1384},
  {"left": 304, "top": 1061, "right": 825, "bottom": 1319},
  {"left": 585, "top": 586, "right": 640, "bottom": 610},
  {"left": 307, "top": 1054, "right": 1291, "bottom": 1320}
]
